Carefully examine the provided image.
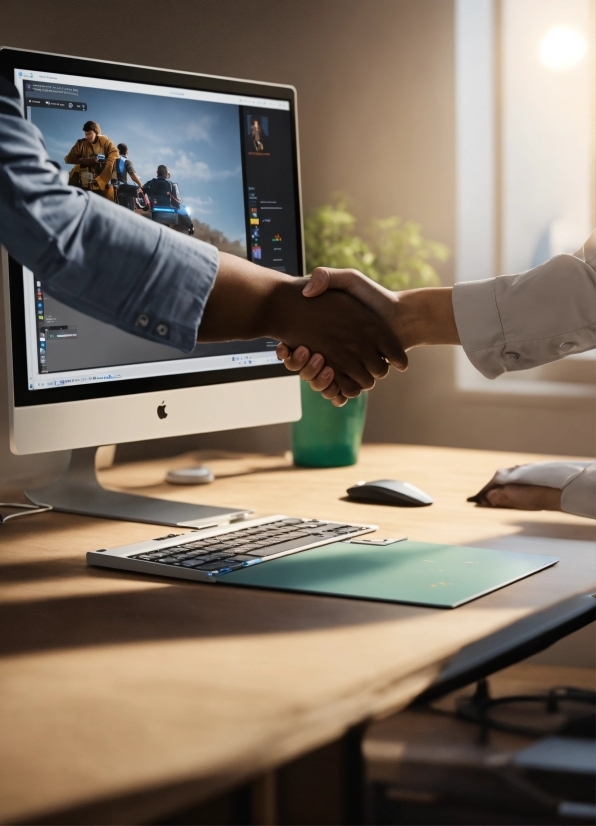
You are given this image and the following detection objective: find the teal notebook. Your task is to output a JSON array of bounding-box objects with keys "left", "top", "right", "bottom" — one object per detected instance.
[{"left": 220, "top": 540, "right": 558, "bottom": 608}]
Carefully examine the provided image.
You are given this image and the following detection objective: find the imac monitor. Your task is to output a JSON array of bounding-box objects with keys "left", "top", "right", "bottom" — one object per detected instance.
[{"left": 0, "top": 48, "right": 302, "bottom": 526}]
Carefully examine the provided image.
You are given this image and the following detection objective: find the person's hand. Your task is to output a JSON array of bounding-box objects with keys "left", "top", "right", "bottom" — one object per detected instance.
[
  {"left": 277, "top": 268, "right": 459, "bottom": 390},
  {"left": 468, "top": 470, "right": 562, "bottom": 512},
  {"left": 276, "top": 268, "right": 402, "bottom": 402},
  {"left": 197, "top": 259, "right": 406, "bottom": 399},
  {"left": 277, "top": 345, "right": 351, "bottom": 407},
  {"left": 270, "top": 277, "right": 405, "bottom": 398}
]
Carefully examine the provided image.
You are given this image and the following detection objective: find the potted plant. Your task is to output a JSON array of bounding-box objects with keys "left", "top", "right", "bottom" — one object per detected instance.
[{"left": 292, "top": 194, "right": 449, "bottom": 468}]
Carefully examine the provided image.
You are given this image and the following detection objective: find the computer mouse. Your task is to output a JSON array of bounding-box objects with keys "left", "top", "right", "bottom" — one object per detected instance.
[{"left": 346, "top": 479, "right": 433, "bottom": 507}]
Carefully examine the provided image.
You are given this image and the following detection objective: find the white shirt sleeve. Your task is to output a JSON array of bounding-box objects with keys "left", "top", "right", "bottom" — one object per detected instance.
[
  {"left": 452, "top": 230, "right": 596, "bottom": 379},
  {"left": 491, "top": 461, "right": 596, "bottom": 520},
  {"left": 561, "top": 463, "right": 596, "bottom": 520}
]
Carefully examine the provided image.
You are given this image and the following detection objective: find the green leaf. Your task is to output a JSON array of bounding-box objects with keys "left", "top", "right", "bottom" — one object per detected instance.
[{"left": 304, "top": 194, "right": 450, "bottom": 290}]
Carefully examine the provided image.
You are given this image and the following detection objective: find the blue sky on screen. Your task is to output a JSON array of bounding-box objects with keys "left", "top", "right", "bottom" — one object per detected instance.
[{"left": 31, "top": 86, "right": 245, "bottom": 242}]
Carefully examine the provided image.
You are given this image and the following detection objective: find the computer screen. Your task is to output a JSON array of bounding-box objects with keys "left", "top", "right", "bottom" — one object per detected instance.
[{"left": 8, "top": 59, "right": 302, "bottom": 405}]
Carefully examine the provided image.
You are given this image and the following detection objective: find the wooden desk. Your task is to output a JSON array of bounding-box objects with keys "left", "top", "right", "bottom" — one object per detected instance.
[{"left": 0, "top": 444, "right": 594, "bottom": 824}]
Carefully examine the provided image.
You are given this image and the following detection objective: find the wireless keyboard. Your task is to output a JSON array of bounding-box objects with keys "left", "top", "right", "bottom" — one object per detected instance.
[{"left": 87, "top": 515, "right": 376, "bottom": 583}]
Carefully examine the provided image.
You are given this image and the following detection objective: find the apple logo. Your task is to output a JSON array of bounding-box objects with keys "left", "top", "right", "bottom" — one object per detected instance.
[{"left": 157, "top": 401, "right": 168, "bottom": 420}]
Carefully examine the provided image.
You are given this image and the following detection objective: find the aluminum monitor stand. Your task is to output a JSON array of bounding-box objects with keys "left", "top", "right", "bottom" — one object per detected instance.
[{"left": 26, "top": 447, "right": 251, "bottom": 528}]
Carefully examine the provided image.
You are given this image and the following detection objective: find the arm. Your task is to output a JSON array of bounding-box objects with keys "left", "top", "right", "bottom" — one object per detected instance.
[
  {"left": 278, "top": 241, "right": 596, "bottom": 384},
  {"left": 130, "top": 171, "right": 143, "bottom": 188},
  {"left": 64, "top": 139, "right": 83, "bottom": 165},
  {"left": 468, "top": 461, "right": 595, "bottom": 519},
  {"left": 170, "top": 183, "right": 182, "bottom": 205},
  {"left": 124, "top": 159, "right": 143, "bottom": 189},
  {"left": 94, "top": 138, "right": 119, "bottom": 188}
]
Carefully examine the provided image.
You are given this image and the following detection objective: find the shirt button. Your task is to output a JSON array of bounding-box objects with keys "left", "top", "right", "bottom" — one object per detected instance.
[
  {"left": 136, "top": 314, "right": 149, "bottom": 327},
  {"left": 559, "top": 342, "right": 576, "bottom": 352},
  {"left": 505, "top": 351, "right": 520, "bottom": 360},
  {"left": 156, "top": 323, "right": 168, "bottom": 336}
]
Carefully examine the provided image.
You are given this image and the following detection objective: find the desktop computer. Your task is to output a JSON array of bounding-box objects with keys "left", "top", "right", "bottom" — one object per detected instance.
[
  {"left": 0, "top": 50, "right": 563, "bottom": 600},
  {"left": 0, "top": 47, "right": 303, "bottom": 526}
]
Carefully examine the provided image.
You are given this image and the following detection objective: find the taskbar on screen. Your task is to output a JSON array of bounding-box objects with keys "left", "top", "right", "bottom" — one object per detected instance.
[{"left": 29, "top": 350, "right": 280, "bottom": 391}]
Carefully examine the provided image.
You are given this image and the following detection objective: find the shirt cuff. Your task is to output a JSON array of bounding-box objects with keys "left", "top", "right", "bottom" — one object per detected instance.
[
  {"left": 452, "top": 279, "right": 506, "bottom": 378},
  {"left": 491, "top": 461, "right": 595, "bottom": 520},
  {"left": 561, "top": 463, "right": 596, "bottom": 519},
  {"left": 119, "top": 231, "right": 220, "bottom": 353},
  {"left": 492, "top": 461, "right": 590, "bottom": 489}
]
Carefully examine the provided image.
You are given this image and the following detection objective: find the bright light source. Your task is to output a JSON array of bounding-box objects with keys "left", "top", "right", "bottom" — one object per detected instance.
[{"left": 539, "top": 27, "right": 587, "bottom": 70}]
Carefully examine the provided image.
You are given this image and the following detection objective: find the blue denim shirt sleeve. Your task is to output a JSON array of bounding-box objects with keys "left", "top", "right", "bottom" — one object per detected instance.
[{"left": 0, "top": 84, "right": 219, "bottom": 353}]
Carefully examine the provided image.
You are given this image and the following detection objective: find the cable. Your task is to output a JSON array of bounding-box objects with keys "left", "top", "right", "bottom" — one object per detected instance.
[
  {"left": 0, "top": 502, "right": 52, "bottom": 524},
  {"left": 453, "top": 678, "right": 595, "bottom": 738}
]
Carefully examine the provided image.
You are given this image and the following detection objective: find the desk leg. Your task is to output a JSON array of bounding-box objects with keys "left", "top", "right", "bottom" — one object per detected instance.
[
  {"left": 270, "top": 723, "right": 367, "bottom": 825},
  {"left": 251, "top": 772, "right": 277, "bottom": 826},
  {"left": 341, "top": 723, "right": 366, "bottom": 826}
]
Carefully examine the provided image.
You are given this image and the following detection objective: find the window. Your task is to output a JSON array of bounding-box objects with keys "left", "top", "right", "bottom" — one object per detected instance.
[{"left": 455, "top": 0, "right": 595, "bottom": 397}]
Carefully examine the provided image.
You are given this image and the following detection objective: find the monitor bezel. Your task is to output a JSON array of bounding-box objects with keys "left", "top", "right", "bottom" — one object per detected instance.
[{"left": 0, "top": 48, "right": 301, "bottom": 408}]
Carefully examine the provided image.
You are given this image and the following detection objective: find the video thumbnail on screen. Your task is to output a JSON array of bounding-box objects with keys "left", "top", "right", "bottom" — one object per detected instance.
[{"left": 28, "top": 81, "right": 247, "bottom": 257}]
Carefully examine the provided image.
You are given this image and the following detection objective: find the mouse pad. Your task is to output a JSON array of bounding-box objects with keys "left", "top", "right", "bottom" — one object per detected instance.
[{"left": 220, "top": 540, "right": 558, "bottom": 608}]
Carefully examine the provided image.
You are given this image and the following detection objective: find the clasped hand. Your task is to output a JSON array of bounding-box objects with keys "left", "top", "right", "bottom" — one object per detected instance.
[{"left": 277, "top": 267, "right": 405, "bottom": 406}]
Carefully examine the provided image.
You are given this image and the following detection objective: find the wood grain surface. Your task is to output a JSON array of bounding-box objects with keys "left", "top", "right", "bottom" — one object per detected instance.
[{"left": 0, "top": 444, "right": 594, "bottom": 824}]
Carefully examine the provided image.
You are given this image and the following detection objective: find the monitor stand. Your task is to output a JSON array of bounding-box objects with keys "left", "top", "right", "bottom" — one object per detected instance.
[{"left": 26, "top": 447, "right": 252, "bottom": 528}]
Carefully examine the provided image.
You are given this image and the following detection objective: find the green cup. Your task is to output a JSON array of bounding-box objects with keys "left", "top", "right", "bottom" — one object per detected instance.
[{"left": 291, "top": 382, "right": 368, "bottom": 468}]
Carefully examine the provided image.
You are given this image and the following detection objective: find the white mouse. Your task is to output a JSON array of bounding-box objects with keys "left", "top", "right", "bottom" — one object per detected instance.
[{"left": 347, "top": 479, "right": 433, "bottom": 507}]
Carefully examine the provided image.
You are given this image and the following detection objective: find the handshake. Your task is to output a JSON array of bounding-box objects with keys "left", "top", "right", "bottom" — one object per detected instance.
[{"left": 274, "top": 267, "right": 460, "bottom": 406}]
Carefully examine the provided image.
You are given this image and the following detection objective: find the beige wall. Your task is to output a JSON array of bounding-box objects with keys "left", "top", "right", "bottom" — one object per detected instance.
[{"left": 5, "top": 0, "right": 594, "bottom": 460}]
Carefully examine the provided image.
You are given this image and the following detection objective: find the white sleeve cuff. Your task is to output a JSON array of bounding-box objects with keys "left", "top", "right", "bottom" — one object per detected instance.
[
  {"left": 561, "top": 463, "right": 596, "bottom": 520},
  {"left": 452, "top": 244, "right": 596, "bottom": 380},
  {"left": 452, "top": 279, "right": 505, "bottom": 379},
  {"left": 492, "top": 461, "right": 595, "bottom": 520}
]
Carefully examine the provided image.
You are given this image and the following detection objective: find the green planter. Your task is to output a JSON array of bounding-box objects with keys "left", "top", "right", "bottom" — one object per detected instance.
[{"left": 292, "top": 382, "right": 368, "bottom": 468}]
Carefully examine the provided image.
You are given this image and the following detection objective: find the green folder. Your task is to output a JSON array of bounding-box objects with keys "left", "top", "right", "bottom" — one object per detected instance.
[{"left": 220, "top": 540, "right": 558, "bottom": 608}]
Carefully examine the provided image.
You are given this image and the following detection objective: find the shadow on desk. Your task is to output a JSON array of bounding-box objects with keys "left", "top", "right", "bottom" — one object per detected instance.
[
  {"left": 512, "top": 519, "right": 595, "bottom": 542},
  {"left": 0, "top": 576, "right": 429, "bottom": 659}
]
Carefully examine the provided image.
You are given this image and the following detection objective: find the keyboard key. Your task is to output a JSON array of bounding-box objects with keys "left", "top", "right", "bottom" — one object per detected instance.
[{"left": 218, "top": 562, "right": 244, "bottom": 572}]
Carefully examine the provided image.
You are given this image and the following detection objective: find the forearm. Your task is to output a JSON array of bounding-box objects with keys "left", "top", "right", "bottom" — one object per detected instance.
[
  {"left": 394, "top": 287, "right": 460, "bottom": 349},
  {"left": 197, "top": 252, "right": 296, "bottom": 342}
]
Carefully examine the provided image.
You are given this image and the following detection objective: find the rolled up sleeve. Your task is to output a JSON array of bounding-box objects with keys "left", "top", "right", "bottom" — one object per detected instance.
[
  {"left": 0, "top": 83, "right": 219, "bottom": 353},
  {"left": 452, "top": 231, "right": 596, "bottom": 379}
]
